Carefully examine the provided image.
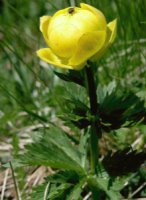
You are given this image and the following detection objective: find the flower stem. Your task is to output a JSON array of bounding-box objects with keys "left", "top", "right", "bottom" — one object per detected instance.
[{"left": 85, "top": 64, "right": 99, "bottom": 174}]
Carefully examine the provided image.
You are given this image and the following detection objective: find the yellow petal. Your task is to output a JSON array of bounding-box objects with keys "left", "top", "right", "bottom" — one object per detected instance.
[
  {"left": 91, "top": 19, "right": 117, "bottom": 62},
  {"left": 107, "top": 19, "right": 117, "bottom": 44},
  {"left": 48, "top": 8, "right": 105, "bottom": 58},
  {"left": 52, "top": 7, "right": 81, "bottom": 18},
  {"left": 69, "top": 31, "right": 106, "bottom": 66},
  {"left": 40, "top": 16, "right": 51, "bottom": 44},
  {"left": 91, "top": 27, "right": 112, "bottom": 61},
  {"left": 48, "top": 24, "right": 79, "bottom": 58},
  {"left": 36, "top": 48, "right": 74, "bottom": 70},
  {"left": 80, "top": 3, "right": 107, "bottom": 30}
]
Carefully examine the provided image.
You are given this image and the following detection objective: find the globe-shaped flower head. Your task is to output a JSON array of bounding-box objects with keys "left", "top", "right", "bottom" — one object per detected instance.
[{"left": 37, "top": 3, "right": 117, "bottom": 70}]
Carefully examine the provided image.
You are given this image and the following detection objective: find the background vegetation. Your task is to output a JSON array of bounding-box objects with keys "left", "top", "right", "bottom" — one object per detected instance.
[{"left": 0, "top": 0, "right": 146, "bottom": 199}]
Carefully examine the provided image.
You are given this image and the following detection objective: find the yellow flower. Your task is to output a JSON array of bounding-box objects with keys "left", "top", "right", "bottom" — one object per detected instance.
[{"left": 37, "top": 3, "right": 117, "bottom": 70}]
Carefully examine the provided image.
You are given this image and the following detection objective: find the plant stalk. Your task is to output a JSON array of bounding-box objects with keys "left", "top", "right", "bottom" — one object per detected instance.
[
  {"left": 85, "top": 65, "right": 99, "bottom": 174},
  {"left": 9, "top": 161, "right": 21, "bottom": 200}
]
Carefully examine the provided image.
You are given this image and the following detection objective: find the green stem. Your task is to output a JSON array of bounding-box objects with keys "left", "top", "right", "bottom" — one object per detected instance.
[
  {"left": 85, "top": 66, "right": 98, "bottom": 116},
  {"left": 85, "top": 65, "right": 99, "bottom": 174},
  {"left": 9, "top": 161, "right": 20, "bottom": 200}
]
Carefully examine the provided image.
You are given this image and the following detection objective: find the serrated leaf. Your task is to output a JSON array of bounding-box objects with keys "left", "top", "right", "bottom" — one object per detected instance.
[
  {"left": 18, "top": 125, "right": 85, "bottom": 173},
  {"left": 71, "top": 118, "right": 91, "bottom": 129},
  {"left": 46, "top": 170, "right": 80, "bottom": 184},
  {"left": 31, "top": 170, "right": 85, "bottom": 200},
  {"left": 87, "top": 175, "right": 122, "bottom": 200},
  {"left": 59, "top": 97, "right": 91, "bottom": 129},
  {"left": 97, "top": 80, "right": 116, "bottom": 104},
  {"left": 102, "top": 148, "right": 146, "bottom": 176},
  {"left": 108, "top": 176, "right": 130, "bottom": 191},
  {"left": 30, "top": 170, "right": 83, "bottom": 200},
  {"left": 30, "top": 182, "right": 71, "bottom": 200},
  {"left": 97, "top": 83, "right": 146, "bottom": 131},
  {"left": 48, "top": 183, "right": 71, "bottom": 200},
  {"left": 79, "top": 132, "right": 89, "bottom": 168},
  {"left": 30, "top": 183, "right": 46, "bottom": 200},
  {"left": 66, "top": 180, "right": 84, "bottom": 200}
]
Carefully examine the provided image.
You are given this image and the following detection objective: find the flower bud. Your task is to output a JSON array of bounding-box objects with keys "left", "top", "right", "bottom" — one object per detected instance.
[{"left": 37, "top": 3, "right": 117, "bottom": 70}]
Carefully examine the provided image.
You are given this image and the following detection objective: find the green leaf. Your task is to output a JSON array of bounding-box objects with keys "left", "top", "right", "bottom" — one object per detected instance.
[
  {"left": 46, "top": 170, "right": 84, "bottom": 199},
  {"left": 97, "top": 82, "right": 146, "bottom": 131},
  {"left": 30, "top": 182, "right": 71, "bottom": 200},
  {"left": 18, "top": 125, "right": 85, "bottom": 173},
  {"left": 102, "top": 148, "right": 146, "bottom": 176},
  {"left": 66, "top": 180, "right": 84, "bottom": 200},
  {"left": 79, "top": 131, "right": 89, "bottom": 168},
  {"left": 54, "top": 70, "right": 84, "bottom": 86},
  {"left": 87, "top": 175, "right": 122, "bottom": 200},
  {"left": 46, "top": 170, "right": 80, "bottom": 184},
  {"left": 47, "top": 183, "right": 71, "bottom": 200},
  {"left": 30, "top": 183, "right": 47, "bottom": 200},
  {"left": 97, "top": 80, "right": 117, "bottom": 104},
  {"left": 30, "top": 170, "right": 84, "bottom": 200},
  {"left": 60, "top": 97, "right": 90, "bottom": 129}
]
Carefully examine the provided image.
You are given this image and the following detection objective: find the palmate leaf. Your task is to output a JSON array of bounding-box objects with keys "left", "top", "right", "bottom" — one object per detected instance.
[
  {"left": 47, "top": 183, "right": 71, "bottom": 200},
  {"left": 47, "top": 172, "right": 84, "bottom": 200},
  {"left": 60, "top": 98, "right": 91, "bottom": 129},
  {"left": 30, "top": 182, "right": 47, "bottom": 200},
  {"left": 30, "top": 170, "right": 84, "bottom": 200},
  {"left": 102, "top": 148, "right": 146, "bottom": 176},
  {"left": 68, "top": 99, "right": 90, "bottom": 129},
  {"left": 18, "top": 125, "right": 85, "bottom": 173},
  {"left": 87, "top": 175, "right": 122, "bottom": 200},
  {"left": 97, "top": 81, "right": 146, "bottom": 131},
  {"left": 30, "top": 182, "right": 71, "bottom": 200},
  {"left": 46, "top": 170, "right": 81, "bottom": 185},
  {"left": 66, "top": 181, "right": 83, "bottom": 200}
]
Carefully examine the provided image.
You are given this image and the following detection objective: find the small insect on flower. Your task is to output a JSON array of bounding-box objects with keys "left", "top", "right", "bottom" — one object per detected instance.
[
  {"left": 68, "top": 7, "right": 75, "bottom": 14},
  {"left": 37, "top": 3, "right": 117, "bottom": 70}
]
